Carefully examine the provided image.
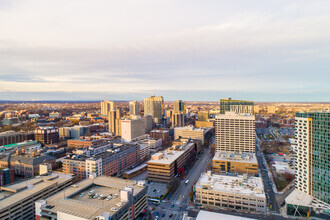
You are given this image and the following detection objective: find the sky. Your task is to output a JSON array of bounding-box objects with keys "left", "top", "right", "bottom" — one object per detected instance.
[{"left": 0, "top": 0, "right": 330, "bottom": 102}]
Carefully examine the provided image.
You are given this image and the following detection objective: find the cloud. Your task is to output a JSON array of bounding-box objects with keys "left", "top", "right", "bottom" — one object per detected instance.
[{"left": 0, "top": 0, "right": 329, "bottom": 101}]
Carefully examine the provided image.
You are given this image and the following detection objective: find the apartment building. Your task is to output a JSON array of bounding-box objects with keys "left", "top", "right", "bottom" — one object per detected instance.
[
  {"left": 215, "top": 112, "right": 255, "bottom": 153},
  {"left": 171, "top": 112, "right": 185, "bottom": 128},
  {"left": 220, "top": 98, "right": 254, "bottom": 115},
  {"left": 212, "top": 151, "right": 258, "bottom": 175},
  {"left": 36, "top": 176, "right": 147, "bottom": 220},
  {"left": 144, "top": 96, "right": 164, "bottom": 124},
  {"left": 129, "top": 101, "right": 140, "bottom": 116},
  {"left": 0, "top": 172, "right": 73, "bottom": 220},
  {"left": 121, "top": 116, "right": 145, "bottom": 142},
  {"left": 101, "top": 100, "right": 115, "bottom": 116},
  {"left": 194, "top": 172, "right": 266, "bottom": 213}
]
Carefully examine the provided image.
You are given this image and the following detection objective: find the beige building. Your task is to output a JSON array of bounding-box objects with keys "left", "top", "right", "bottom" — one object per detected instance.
[
  {"left": 144, "top": 96, "right": 164, "bottom": 124},
  {"left": 194, "top": 172, "right": 266, "bottom": 213},
  {"left": 0, "top": 172, "right": 73, "bottom": 220},
  {"left": 148, "top": 141, "right": 200, "bottom": 183},
  {"left": 129, "top": 101, "right": 140, "bottom": 116},
  {"left": 212, "top": 151, "right": 258, "bottom": 175},
  {"left": 101, "top": 100, "right": 115, "bottom": 116},
  {"left": 36, "top": 176, "right": 147, "bottom": 220},
  {"left": 121, "top": 116, "right": 146, "bottom": 142},
  {"left": 171, "top": 112, "right": 185, "bottom": 128},
  {"left": 174, "top": 126, "right": 208, "bottom": 145},
  {"left": 267, "top": 106, "right": 276, "bottom": 114},
  {"left": 215, "top": 112, "right": 255, "bottom": 153},
  {"left": 108, "top": 108, "right": 122, "bottom": 136},
  {"left": 198, "top": 111, "right": 209, "bottom": 121}
]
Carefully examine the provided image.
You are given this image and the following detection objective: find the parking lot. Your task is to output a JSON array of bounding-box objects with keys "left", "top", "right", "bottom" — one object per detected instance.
[{"left": 147, "top": 182, "right": 168, "bottom": 199}]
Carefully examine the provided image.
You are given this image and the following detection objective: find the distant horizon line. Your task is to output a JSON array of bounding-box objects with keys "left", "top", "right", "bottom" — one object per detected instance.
[{"left": 1, "top": 100, "right": 329, "bottom": 104}]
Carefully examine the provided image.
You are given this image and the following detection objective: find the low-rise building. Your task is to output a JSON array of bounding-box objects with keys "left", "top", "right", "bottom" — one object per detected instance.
[
  {"left": 212, "top": 151, "right": 258, "bottom": 175},
  {"left": 194, "top": 172, "right": 266, "bottom": 213},
  {"left": 150, "top": 129, "right": 170, "bottom": 143},
  {"left": 174, "top": 126, "right": 210, "bottom": 145},
  {"left": 0, "top": 131, "right": 34, "bottom": 146},
  {"left": 36, "top": 176, "right": 147, "bottom": 220},
  {"left": 67, "top": 138, "right": 102, "bottom": 149},
  {"left": 0, "top": 172, "right": 73, "bottom": 220}
]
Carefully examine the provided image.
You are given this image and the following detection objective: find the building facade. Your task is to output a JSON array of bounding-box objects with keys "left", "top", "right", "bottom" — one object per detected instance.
[
  {"left": 101, "top": 100, "right": 115, "bottom": 116},
  {"left": 174, "top": 100, "right": 185, "bottom": 113},
  {"left": 171, "top": 112, "right": 185, "bottom": 128},
  {"left": 144, "top": 96, "right": 164, "bottom": 124},
  {"left": 220, "top": 98, "right": 254, "bottom": 115},
  {"left": 34, "top": 127, "right": 59, "bottom": 145},
  {"left": 174, "top": 126, "right": 207, "bottom": 145},
  {"left": 0, "top": 131, "right": 34, "bottom": 146},
  {"left": 129, "top": 101, "right": 140, "bottom": 116},
  {"left": 215, "top": 112, "right": 255, "bottom": 153},
  {"left": 121, "top": 116, "right": 145, "bottom": 142}
]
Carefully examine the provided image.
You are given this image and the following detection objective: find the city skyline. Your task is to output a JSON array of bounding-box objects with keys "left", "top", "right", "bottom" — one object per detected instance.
[{"left": 1, "top": 0, "right": 330, "bottom": 102}]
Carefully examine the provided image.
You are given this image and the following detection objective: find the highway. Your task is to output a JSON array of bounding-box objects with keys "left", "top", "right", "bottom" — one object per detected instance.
[{"left": 151, "top": 140, "right": 213, "bottom": 220}]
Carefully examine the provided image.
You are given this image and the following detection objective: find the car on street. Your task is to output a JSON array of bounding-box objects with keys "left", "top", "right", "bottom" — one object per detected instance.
[
  {"left": 169, "top": 213, "right": 173, "bottom": 218},
  {"left": 161, "top": 213, "right": 165, "bottom": 217}
]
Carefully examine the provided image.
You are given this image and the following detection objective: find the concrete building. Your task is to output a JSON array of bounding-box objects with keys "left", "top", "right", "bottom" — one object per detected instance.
[
  {"left": 147, "top": 141, "right": 200, "bottom": 183},
  {"left": 198, "top": 111, "right": 209, "bottom": 121},
  {"left": 121, "top": 116, "right": 145, "bottom": 142},
  {"left": 59, "top": 127, "right": 71, "bottom": 139},
  {"left": 34, "top": 127, "right": 59, "bottom": 145},
  {"left": 0, "top": 131, "right": 34, "bottom": 146},
  {"left": 108, "top": 108, "right": 122, "bottom": 136},
  {"left": 212, "top": 151, "right": 258, "bottom": 175},
  {"left": 215, "top": 112, "right": 255, "bottom": 153},
  {"left": 174, "top": 126, "right": 208, "bottom": 145},
  {"left": 144, "top": 115, "right": 153, "bottom": 133},
  {"left": 129, "top": 101, "right": 140, "bottom": 116},
  {"left": 220, "top": 98, "right": 254, "bottom": 115},
  {"left": 171, "top": 112, "right": 185, "bottom": 128},
  {"left": 144, "top": 96, "right": 164, "bottom": 124},
  {"left": 195, "top": 120, "right": 214, "bottom": 128},
  {"left": 174, "top": 100, "right": 185, "bottom": 113},
  {"left": 101, "top": 100, "right": 115, "bottom": 116},
  {"left": 194, "top": 172, "right": 266, "bottom": 213},
  {"left": 36, "top": 176, "right": 147, "bottom": 220},
  {"left": 67, "top": 138, "right": 102, "bottom": 149},
  {"left": 0, "top": 172, "right": 73, "bottom": 220},
  {"left": 285, "top": 111, "right": 330, "bottom": 217}
]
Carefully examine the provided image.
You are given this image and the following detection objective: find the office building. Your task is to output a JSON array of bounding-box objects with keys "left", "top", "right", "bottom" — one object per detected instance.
[
  {"left": 144, "top": 115, "right": 153, "bottom": 133},
  {"left": 144, "top": 96, "right": 164, "bottom": 124},
  {"left": 0, "top": 131, "right": 34, "bottom": 146},
  {"left": 147, "top": 141, "right": 200, "bottom": 183},
  {"left": 215, "top": 112, "right": 255, "bottom": 153},
  {"left": 212, "top": 151, "right": 258, "bottom": 175},
  {"left": 0, "top": 172, "right": 73, "bottom": 220},
  {"left": 285, "top": 111, "right": 329, "bottom": 217},
  {"left": 101, "top": 100, "right": 115, "bottom": 116},
  {"left": 129, "top": 101, "right": 140, "bottom": 116},
  {"left": 108, "top": 108, "right": 122, "bottom": 136},
  {"left": 194, "top": 172, "right": 266, "bottom": 213},
  {"left": 34, "top": 127, "right": 59, "bottom": 145},
  {"left": 121, "top": 116, "right": 145, "bottom": 142},
  {"left": 220, "top": 98, "right": 254, "bottom": 115},
  {"left": 67, "top": 138, "right": 102, "bottom": 149},
  {"left": 174, "top": 100, "right": 185, "bottom": 113},
  {"left": 171, "top": 112, "right": 185, "bottom": 128},
  {"left": 174, "top": 126, "right": 209, "bottom": 145},
  {"left": 198, "top": 111, "right": 209, "bottom": 121},
  {"left": 36, "top": 176, "right": 147, "bottom": 220}
]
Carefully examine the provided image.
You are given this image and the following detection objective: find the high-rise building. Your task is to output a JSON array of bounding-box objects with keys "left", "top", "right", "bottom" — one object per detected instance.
[
  {"left": 129, "top": 101, "right": 140, "bottom": 116},
  {"left": 174, "top": 100, "right": 185, "bottom": 113},
  {"left": 285, "top": 112, "right": 329, "bottom": 217},
  {"left": 171, "top": 112, "right": 185, "bottom": 128},
  {"left": 220, "top": 98, "right": 254, "bottom": 115},
  {"left": 144, "top": 96, "right": 164, "bottom": 124},
  {"left": 121, "top": 116, "right": 146, "bottom": 142},
  {"left": 215, "top": 112, "right": 255, "bottom": 153},
  {"left": 144, "top": 115, "right": 153, "bottom": 133},
  {"left": 198, "top": 111, "right": 209, "bottom": 121},
  {"left": 100, "top": 100, "right": 115, "bottom": 116},
  {"left": 108, "top": 108, "right": 122, "bottom": 136},
  {"left": 294, "top": 112, "right": 329, "bottom": 203}
]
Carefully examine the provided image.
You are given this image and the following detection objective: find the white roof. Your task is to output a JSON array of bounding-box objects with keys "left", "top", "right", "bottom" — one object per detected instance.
[
  {"left": 213, "top": 151, "right": 257, "bottom": 163},
  {"left": 196, "top": 210, "right": 256, "bottom": 220},
  {"left": 196, "top": 173, "right": 265, "bottom": 198},
  {"left": 285, "top": 189, "right": 314, "bottom": 207}
]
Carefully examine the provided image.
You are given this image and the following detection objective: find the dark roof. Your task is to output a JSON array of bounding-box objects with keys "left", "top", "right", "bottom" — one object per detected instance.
[{"left": 0, "top": 154, "right": 55, "bottom": 165}]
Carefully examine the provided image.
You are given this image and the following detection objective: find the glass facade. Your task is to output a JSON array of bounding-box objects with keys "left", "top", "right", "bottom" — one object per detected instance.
[
  {"left": 220, "top": 99, "right": 254, "bottom": 114},
  {"left": 296, "top": 112, "right": 329, "bottom": 203}
]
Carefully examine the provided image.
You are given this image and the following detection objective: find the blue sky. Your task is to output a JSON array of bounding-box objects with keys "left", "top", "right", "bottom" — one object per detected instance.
[{"left": 0, "top": 0, "right": 329, "bottom": 101}]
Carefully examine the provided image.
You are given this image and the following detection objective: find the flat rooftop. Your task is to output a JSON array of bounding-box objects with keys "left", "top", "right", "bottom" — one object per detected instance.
[
  {"left": 41, "top": 176, "right": 146, "bottom": 219},
  {"left": 213, "top": 151, "right": 257, "bottom": 164},
  {"left": 148, "top": 150, "right": 184, "bottom": 165},
  {"left": 174, "top": 126, "right": 205, "bottom": 132},
  {"left": 0, "top": 172, "right": 73, "bottom": 210},
  {"left": 196, "top": 210, "right": 256, "bottom": 220},
  {"left": 195, "top": 173, "right": 265, "bottom": 198}
]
